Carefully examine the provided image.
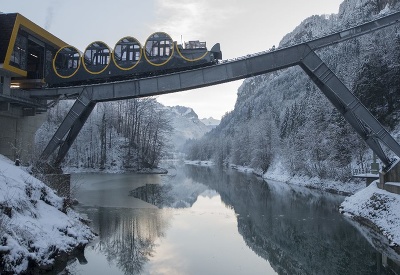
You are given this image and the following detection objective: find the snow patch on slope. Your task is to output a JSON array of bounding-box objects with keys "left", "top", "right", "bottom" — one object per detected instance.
[
  {"left": 0, "top": 155, "right": 93, "bottom": 273},
  {"left": 340, "top": 181, "right": 400, "bottom": 253}
]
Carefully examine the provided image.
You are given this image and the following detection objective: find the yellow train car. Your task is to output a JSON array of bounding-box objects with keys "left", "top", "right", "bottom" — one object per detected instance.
[{"left": 0, "top": 13, "right": 67, "bottom": 89}]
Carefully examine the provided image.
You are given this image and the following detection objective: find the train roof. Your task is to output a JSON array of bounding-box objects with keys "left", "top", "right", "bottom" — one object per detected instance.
[{"left": 0, "top": 12, "right": 67, "bottom": 77}]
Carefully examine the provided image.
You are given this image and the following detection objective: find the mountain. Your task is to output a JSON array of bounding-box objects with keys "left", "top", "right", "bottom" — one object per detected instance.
[
  {"left": 185, "top": 0, "right": 400, "bottom": 181},
  {"left": 200, "top": 117, "right": 220, "bottom": 127},
  {"left": 165, "top": 105, "right": 214, "bottom": 152}
]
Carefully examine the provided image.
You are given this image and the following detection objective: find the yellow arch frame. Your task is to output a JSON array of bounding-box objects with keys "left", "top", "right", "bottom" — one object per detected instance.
[
  {"left": 175, "top": 44, "right": 209, "bottom": 62},
  {"left": 3, "top": 14, "right": 67, "bottom": 77}
]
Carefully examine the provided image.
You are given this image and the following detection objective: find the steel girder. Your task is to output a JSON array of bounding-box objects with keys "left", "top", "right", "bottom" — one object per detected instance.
[
  {"left": 40, "top": 88, "right": 96, "bottom": 166},
  {"left": 300, "top": 46, "right": 399, "bottom": 167}
]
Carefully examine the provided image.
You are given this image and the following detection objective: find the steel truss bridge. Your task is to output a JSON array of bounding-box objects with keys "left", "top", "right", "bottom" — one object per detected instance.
[{"left": 33, "top": 11, "right": 400, "bottom": 168}]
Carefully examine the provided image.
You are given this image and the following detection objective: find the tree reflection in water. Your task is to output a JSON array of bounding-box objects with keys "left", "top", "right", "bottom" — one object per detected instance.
[
  {"left": 79, "top": 207, "right": 171, "bottom": 274},
  {"left": 70, "top": 166, "right": 400, "bottom": 275},
  {"left": 129, "top": 184, "right": 174, "bottom": 208},
  {"left": 68, "top": 171, "right": 208, "bottom": 275},
  {"left": 183, "top": 165, "right": 400, "bottom": 275}
]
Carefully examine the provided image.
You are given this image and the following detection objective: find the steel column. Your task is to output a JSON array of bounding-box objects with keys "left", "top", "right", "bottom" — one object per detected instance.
[
  {"left": 40, "top": 87, "right": 95, "bottom": 165},
  {"left": 300, "top": 45, "right": 399, "bottom": 166}
]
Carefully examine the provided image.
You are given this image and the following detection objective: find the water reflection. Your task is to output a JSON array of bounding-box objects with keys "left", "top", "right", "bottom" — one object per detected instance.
[
  {"left": 129, "top": 172, "right": 208, "bottom": 208},
  {"left": 184, "top": 165, "right": 399, "bottom": 275},
  {"left": 130, "top": 184, "right": 174, "bottom": 208},
  {"left": 69, "top": 166, "right": 400, "bottom": 275},
  {"left": 71, "top": 207, "right": 172, "bottom": 275}
]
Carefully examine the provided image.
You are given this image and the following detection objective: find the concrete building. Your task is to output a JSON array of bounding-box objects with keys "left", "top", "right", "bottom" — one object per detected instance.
[{"left": 0, "top": 13, "right": 66, "bottom": 164}]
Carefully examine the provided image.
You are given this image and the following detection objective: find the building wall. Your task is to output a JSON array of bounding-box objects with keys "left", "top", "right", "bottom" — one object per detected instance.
[{"left": 0, "top": 107, "right": 46, "bottom": 165}]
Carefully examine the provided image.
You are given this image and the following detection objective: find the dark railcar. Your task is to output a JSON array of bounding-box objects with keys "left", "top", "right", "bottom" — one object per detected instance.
[{"left": 46, "top": 32, "right": 222, "bottom": 87}]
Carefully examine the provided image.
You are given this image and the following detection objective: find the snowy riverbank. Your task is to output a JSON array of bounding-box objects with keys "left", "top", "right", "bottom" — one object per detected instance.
[
  {"left": 186, "top": 160, "right": 365, "bottom": 195},
  {"left": 185, "top": 160, "right": 365, "bottom": 195},
  {"left": 340, "top": 182, "right": 400, "bottom": 258},
  {"left": 265, "top": 163, "right": 400, "bottom": 254},
  {"left": 0, "top": 155, "right": 94, "bottom": 274}
]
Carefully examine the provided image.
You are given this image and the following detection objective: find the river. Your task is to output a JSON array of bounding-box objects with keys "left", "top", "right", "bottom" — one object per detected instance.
[{"left": 65, "top": 165, "right": 400, "bottom": 274}]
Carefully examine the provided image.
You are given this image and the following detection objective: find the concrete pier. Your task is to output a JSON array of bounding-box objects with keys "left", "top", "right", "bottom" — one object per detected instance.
[{"left": 0, "top": 107, "right": 46, "bottom": 165}]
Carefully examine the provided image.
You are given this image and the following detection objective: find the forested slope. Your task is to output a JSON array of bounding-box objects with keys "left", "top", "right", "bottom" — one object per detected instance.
[
  {"left": 185, "top": 0, "right": 400, "bottom": 181},
  {"left": 35, "top": 99, "right": 214, "bottom": 171}
]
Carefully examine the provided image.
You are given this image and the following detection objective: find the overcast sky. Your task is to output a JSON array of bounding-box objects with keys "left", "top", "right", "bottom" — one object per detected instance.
[{"left": 3, "top": 0, "right": 343, "bottom": 119}]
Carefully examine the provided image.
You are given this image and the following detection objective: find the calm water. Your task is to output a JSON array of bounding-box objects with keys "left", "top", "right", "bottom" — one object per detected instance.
[{"left": 66, "top": 165, "right": 400, "bottom": 275}]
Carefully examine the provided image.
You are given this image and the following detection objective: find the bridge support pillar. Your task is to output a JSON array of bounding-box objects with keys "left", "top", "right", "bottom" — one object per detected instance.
[
  {"left": 379, "top": 159, "right": 400, "bottom": 194},
  {"left": 0, "top": 110, "right": 46, "bottom": 164},
  {"left": 0, "top": 76, "right": 11, "bottom": 95}
]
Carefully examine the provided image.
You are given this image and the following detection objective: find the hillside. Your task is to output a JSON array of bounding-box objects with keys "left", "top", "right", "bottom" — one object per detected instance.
[
  {"left": 186, "top": 0, "right": 400, "bottom": 182},
  {"left": 35, "top": 99, "right": 214, "bottom": 171}
]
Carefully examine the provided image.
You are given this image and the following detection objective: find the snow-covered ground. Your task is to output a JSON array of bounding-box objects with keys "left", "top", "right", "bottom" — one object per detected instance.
[
  {"left": 0, "top": 155, "right": 94, "bottom": 274},
  {"left": 262, "top": 161, "right": 365, "bottom": 195},
  {"left": 186, "top": 160, "right": 365, "bottom": 195},
  {"left": 340, "top": 181, "right": 400, "bottom": 257},
  {"left": 228, "top": 160, "right": 365, "bottom": 195}
]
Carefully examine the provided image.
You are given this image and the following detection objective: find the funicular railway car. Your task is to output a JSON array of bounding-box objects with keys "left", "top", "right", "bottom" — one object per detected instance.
[
  {"left": 46, "top": 32, "right": 222, "bottom": 87},
  {"left": 0, "top": 13, "right": 67, "bottom": 89},
  {"left": 0, "top": 13, "right": 222, "bottom": 89}
]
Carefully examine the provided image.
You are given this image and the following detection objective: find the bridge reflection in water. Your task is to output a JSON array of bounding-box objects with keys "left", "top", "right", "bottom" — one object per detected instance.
[{"left": 69, "top": 166, "right": 400, "bottom": 274}]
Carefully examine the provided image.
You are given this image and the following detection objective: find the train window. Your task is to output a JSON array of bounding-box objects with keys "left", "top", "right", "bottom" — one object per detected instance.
[
  {"left": 54, "top": 46, "right": 81, "bottom": 78},
  {"left": 144, "top": 32, "right": 174, "bottom": 66},
  {"left": 113, "top": 37, "right": 142, "bottom": 70},
  {"left": 10, "top": 34, "right": 27, "bottom": 70},
  {"left": 152, "top": 47, "right": 159, "bottom": 56},
  {"left": 83, "top": 41, "right": 111, "bottom": 74}
]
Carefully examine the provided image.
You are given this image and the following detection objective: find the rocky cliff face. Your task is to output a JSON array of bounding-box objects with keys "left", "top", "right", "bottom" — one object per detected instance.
[
  {"left": 280, "top": 0, "right": 400, "bottom": 48},
  {"left": 169, "top": 105, "right": 199, "bottom": 120},
  {"left": 337, "top": 0, "right": 400, "bottom": 24},
  {"left": 166, "top": 105, "right": 215, "bottom": 152}
]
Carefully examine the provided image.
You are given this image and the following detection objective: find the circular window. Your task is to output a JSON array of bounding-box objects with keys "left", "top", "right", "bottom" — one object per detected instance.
[
  {"left": 53, "top": 46, "right": 81, "bottom": 78},
  {"left": 113, "top": 36, "right": 142, "bottom": 70},
  {"left": 144, "top": 32, "right": 174, "bottom": 66},
  {"left": 83, "top": 41, "right": 111, "bottom": 74}
]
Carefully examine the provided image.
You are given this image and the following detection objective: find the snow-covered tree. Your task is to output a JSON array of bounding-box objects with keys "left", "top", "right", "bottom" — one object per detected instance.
[{"left": 185, "top": 0, "right": 400, "bottom": 181}]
